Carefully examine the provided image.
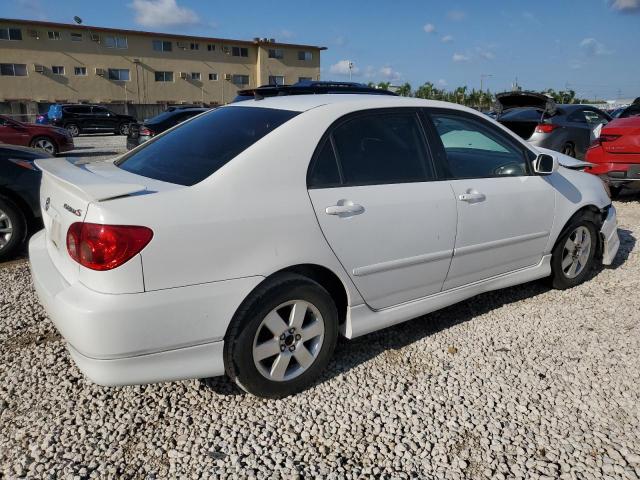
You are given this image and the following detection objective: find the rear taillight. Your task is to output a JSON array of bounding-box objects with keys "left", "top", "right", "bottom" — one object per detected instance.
[
  {"left": 535, "top": 123, "right": 559, "bottom": 134},
  {"left": 67, "top": 223, "right": 153, "bottom": 271},
  {"left": 139, "top": 127, "right": 154, "bottom": 136},
  {"left": 590, "top": 134, "right": 621, "bottom": 147}
]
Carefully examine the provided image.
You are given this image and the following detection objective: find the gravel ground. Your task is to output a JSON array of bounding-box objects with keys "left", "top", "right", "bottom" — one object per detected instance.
[{"left": 1, "top": 193, "right": 639, "bottom": 478}]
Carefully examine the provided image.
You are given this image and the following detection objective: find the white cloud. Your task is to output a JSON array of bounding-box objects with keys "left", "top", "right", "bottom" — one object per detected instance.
[
  {"left": 441, "top": 35, "right": 454, "bottom": 43},
  {"left": 437, "top": 78, "right": 448, "bottom": 87},
  {"left": 477, "top": 48, "right": 495, "bottom": 60},
  {"left": 129, "top": 0, "right": 199, "bottom": 27},
  {"left": 423, "top": 23, "right": 436, "bottom": 33},
  {"left": 452, "top": 53, "right": 470, "bottom": 62},
  {"left": 330, "top": 60, "right": 359, "bottom": 76},
  {"left": 609, "top": 0, "right": 640, "bottom": 12},
  {"left": 379, "top": 66, "right": 401, "bottom": 81},
  {"left": 447, "top": 10, "right": 466, "bottom": 21},
  {"left": 580, "top": 38, "right": 614, "bottom": 56}
]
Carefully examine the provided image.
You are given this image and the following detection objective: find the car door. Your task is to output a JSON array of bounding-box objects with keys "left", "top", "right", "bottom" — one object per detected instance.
[
  {"left": 307, "top": 109, "right": 457, "bottom": 310},
  {"left": 0, "top": 117, "right": 30, "bottom": 146},
  {"left": 424, "top": 109, "right": 555, "bottom": 290},
  {"left": 91, "top": 106, "right": 117, "bottom": 131}
]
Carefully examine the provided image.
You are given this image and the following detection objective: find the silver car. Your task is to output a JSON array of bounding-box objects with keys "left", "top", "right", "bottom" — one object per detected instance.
[{"left": 495, "top": 92, "right": 611, "bottom": 159}]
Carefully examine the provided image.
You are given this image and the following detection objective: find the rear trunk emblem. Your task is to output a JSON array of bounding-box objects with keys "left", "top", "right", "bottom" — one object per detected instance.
[{"left": 64, "top": 203, "right": 82, "bottom": 217}]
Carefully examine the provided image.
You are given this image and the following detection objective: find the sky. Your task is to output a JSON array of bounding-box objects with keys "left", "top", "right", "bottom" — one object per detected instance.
[{"left": 4, "top": 0, "right": 640, "bottom": 99}]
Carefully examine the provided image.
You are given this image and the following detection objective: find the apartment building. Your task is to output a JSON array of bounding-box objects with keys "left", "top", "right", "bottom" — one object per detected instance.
[{"left": 0, "top": 18, "right": 324, "bottom": 109}]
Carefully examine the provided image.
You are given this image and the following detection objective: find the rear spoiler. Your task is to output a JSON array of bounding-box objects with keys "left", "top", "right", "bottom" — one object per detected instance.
[{"left": 35, "top": 158, "right": 147, "bottom": 202}]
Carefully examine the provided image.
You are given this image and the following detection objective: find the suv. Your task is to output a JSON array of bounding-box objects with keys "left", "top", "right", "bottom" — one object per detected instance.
[
  {"left": 127, "top": 106, "right": 209, "bottom": 150},
  {"left": 47, "top": 104, "right": 136, "bottom": 137}
]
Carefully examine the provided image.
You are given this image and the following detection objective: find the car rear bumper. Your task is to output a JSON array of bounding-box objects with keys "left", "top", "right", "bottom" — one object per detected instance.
[
  {"left": 126, "top": 135, "right": 151, "bottom": 150},
  {"left": 600, "top": 205, "right": 620, "bottom": 266},
  {"left": 29, "top": 229, "right": 263, "bottom": 385},
  {"left": 58, "top": 137, "right": 74, "bottom": 153}
]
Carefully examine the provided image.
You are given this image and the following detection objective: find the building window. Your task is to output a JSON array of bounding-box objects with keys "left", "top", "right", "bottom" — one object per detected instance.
[
  {"left": 0, "top": 28, "right": 22, "bottom": 41},
  {"left": 0, "top": 63, "right": 27, "bottom": 76},
  {"left": 298, "top": 51, "right": 313, "bottom": 61},
  {"left": 74, "top": 66, "right": 87, "bottom": 76},
  {"left": 232, "top": 74, "right": 249, "bottom": 86},
  {"left": 269, "top": 75, "right": 285, "bottom": 86},
  {"left": 231, "top": 46, "right": 249, "bottom": 57},
  {"left": 70, "top": 32, "right": 83, "bottom": 41},
  {"left": 152, "top": 40, "right": 172, "bottom": 52},
  {"left": 108, "top": 68, "right": 130, "bottom": 81},
  {"left": 207, "top": 44, "right": 215, "bottom": 51},
  {"left": 298, "top": 77, "right": 312, "bottom": 82},
  {"left": 51, "top": 65, "right": 65, "bottom": 75},
  {"left": 155, "top": 71, "right": 174, "bottom": 82},
  {"left": 189, "top": 72, "right": 201, "bottom": 80},
  {"left": 268, "top": 48, "right": 284, "bottom": 59},
  {"left": 190, "top": 42, "right": 199, "bottom": 50},
  {"left": 208, "top": 73, "right": 218, "bottom": 81},
  {"left": 48, "top": 31, "right": 61, "bottom": 40},
  {"left": 104, "top": 35, "right": 128, "bottom": 49}
]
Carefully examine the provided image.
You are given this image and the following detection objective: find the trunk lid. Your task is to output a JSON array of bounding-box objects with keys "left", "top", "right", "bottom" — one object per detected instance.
[
  {"left": 599, "top": 117, "right": 640, "bottom": 154},
  {"left": 494, "top": 91, "right": 557, "bottom": 117}
]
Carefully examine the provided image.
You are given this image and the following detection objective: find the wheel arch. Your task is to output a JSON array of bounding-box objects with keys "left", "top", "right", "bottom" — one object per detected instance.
[
  {"left": 552, "top": 203, "right": 607, "bottom": 256},
  {"left": 0, "top": 186, "right": 36, "bottom": 226}
]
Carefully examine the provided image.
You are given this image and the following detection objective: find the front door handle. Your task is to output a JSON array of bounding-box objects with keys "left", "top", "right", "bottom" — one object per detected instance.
[
  {"left": 458, "top": 192, "right": 486, "bottom": 202},
  {"left": 325, "top": 200, "right": 365, "bottom": 217}
]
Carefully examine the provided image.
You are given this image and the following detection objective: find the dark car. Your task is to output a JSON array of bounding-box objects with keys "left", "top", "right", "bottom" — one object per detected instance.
[
  {"left": 495, "top": 92, "right": 611, "bottom": 159},
  {"left": 0, "top": 145, "right": 51, "bottom": 260},
  {"left": 47, "top": 104, "right": 136, "bottom": 137},
  {"left": 616, "top": 98, "right": 640, "bottom": 119},
  {"left": 0, "top": 115, "right": 74, "bottom": 155},
  {"left": 126, "top": 106, "right": 209, "bottom": 150}
]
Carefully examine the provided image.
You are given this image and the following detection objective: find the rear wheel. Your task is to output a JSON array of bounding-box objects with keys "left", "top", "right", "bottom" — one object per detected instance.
[
  {"left": 118, "top": 123, "right": 130, "bottom": 135},
  {"left": 562, "top": 142, "right": 576, "bottom": 158},
  {"left": 30, "top": 136, "right": 57, "bottom": 155},
  {"left": 65, "top": 123, "right": 80, "bottom": 137},
  {"left": 224, "top": 273, "right": 338, "bottom": 398},
  {"left": 0, "top": 197, "right": 27, "bottom": 261},
  {"left": 550, "top": 219, "right": 597, "bottom": 289}
]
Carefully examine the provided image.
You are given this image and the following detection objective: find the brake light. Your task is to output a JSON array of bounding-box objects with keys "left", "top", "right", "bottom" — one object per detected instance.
[
  {"left": 139, "top": 126, "right": 154, "bottom": 136},
  {"left": 67, "top": 223, "right": 153, "bottom": 271},
  {"left": 590, "top": 134, "right": 621, "bottom": 147},
  {"left": 535, "top": 124, "right": 558, "bottom": 134}
]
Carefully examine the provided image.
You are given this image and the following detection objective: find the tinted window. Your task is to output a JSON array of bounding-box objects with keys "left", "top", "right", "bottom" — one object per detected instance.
[
  {"left": 308, "top": 139, "right": 341, "bottom": 188},
  {"left": 64, "top": 106, "right": 90, "bottom": 114},
  {"left": 619, "top": 105, "right": 640, "bottom": 118},
  {"left": 331, "top": 112, "right": 432, "bottom": 185},
  {"left": 567, "top": 110, "right": 587, "bottom": 123},
  {"left": 116, "top": 107, "right": 298, "bottom": 186},
  {"left": 430, "top": 112, "right": 529, "bottom": 178}
]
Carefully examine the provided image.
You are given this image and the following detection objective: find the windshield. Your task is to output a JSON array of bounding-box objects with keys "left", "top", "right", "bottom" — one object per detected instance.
[{"left": 116, "top": 106, "right": 299, "bottom": 186}]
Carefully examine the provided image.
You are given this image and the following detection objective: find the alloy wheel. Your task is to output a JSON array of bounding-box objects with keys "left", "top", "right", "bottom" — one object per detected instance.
[
  {"left": 67, "top": 125, "right": 79, "bottom": 137},
  {"left": 252, "top": 300, "right": 325, "bottom": 382},
  {"left": 34, "top": 138, "right": 55, "bottom": 154},
  {"left": 561, "top": 226, "right": 592, "bottom": 279},
  {"left": 0, "top": 208, "right": 13, "bottom": 251}
]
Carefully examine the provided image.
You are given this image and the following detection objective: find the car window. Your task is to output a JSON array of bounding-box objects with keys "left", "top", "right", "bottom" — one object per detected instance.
[
  {"left": 430, "top": 112, "right": 529, "bottom": 179},
  {"left": 330, "top": 112, "right": 432, "bottom": 186},
  {"left": 567, "top": 110, "right": 587, "bottom": 123},
  {"left": 583, "top": 109, "right": 608, "bottom": 126},
  {"left": 620, "top": 105, "right": 640, "bottom": 118},
  {"left": 307, "top": 139, "right": 341, "bottom": 188},
  {"left": 64, "top": 106, "right": 90, "bottom": 114},
  {"left": 116, "top": 106, "right": 299, "bottom": 186}
]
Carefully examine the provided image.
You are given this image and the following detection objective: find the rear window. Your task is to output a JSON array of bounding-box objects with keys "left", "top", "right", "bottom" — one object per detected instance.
[{"left": 116, "top": 106, "right": 299, "bottom": 185}]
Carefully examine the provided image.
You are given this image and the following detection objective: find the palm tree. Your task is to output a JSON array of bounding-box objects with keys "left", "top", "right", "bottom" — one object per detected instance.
[{"left": 396, "top": 82, "right": 412, "bottom": 97}]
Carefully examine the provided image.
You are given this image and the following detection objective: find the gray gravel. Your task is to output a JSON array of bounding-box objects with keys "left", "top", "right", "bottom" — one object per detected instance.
[{"left": 1, "top": 197, "right": 639, "bottom": 479}]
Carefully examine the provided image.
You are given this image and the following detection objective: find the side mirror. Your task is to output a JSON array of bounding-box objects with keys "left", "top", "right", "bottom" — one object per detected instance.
[{"left": 533, "top": 154, "right": 558, "bottom": 175}]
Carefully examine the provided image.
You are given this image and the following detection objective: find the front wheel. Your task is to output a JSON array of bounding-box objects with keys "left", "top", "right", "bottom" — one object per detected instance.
[
  {"left": 550, "top": 219, "right": 597, "bottom": 289},
  {"left": 224, "top": 273, "right": 338, "bottom": 398},
  {"left": 0, "top": 197, "right": 27, "bottom": 261},
  {"left": 30, "top": 136, "right": 57, "bottom": 155}
]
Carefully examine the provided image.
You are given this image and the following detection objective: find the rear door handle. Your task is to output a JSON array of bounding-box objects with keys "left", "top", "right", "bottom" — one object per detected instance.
[
  {"left": 458, "top": 192, "right": 486, "bottom": 202},
  {"left": 325, "top": 201, "right": 365, "bottom": 217}
]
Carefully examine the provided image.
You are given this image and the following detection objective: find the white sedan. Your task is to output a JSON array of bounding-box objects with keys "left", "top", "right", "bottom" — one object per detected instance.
[{"left": 29, "top": 94, "right": 620, "bottom": 398}]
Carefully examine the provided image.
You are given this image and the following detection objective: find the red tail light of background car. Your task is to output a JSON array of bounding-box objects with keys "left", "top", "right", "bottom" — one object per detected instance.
[
  {"left": 535, "top": 123, "right": 559, "bottom": 134},
  {"left": 590, "top": 133, "right": 622, "bottom": 147},
  {"left": 67, "top": 223, "right": 153, "bottom": 271}
]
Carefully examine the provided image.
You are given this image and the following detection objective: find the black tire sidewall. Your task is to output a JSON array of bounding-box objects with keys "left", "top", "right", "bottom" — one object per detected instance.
[
  {"left": 227, "top": 276, "right": 338, "bottom": 398},
  {"left": 65, "top": 124, "right": 80, "bottom": 137},
  {"left": 551, "top": 219, "right": 597, "bottom": 289},
  {"left": 0, "top": 197, "right": 27, "bottom": 261}
]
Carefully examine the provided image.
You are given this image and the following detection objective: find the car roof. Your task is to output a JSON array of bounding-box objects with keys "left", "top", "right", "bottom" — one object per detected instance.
[{"left": 228, "top": 93, "right": 473, "bottom": 114}]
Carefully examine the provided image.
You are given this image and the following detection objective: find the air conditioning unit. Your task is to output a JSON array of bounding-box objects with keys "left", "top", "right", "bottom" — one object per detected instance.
[
  {"left": 223, "top": 73, "right": 232, "bottom": 80},
  {"left": 95, "top": 68, "right": 106, "bottom": 76},
  {"left": 33, "top": 64, "right": 45, "bottom": 73},
  {"left": 179, "top": 72, "right": 188, "bottom": 79},
  {"left": 176, "top": 41, "right": 187, "bottom": 49},
  {"left": 90, "top": 34, "right": 100, "bottom": 42},
  {"left": 133, "top": 58, "right": 141, "bottom": 64},
  {"left": 28, "top": 29, "right": 40, "bottom": 39}
]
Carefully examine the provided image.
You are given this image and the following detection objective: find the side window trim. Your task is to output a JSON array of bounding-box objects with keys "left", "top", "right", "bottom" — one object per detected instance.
[{"left": 421, "top": 107, "right": 535, "bottom": 179}]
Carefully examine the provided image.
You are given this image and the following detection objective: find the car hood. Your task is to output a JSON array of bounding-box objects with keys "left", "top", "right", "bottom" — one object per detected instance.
[
  {"left": 494, "top": 91, "right": 556, "bottom": 116},
  {"left": 535, "top": 146, "right": 594, "bottom": 170}
]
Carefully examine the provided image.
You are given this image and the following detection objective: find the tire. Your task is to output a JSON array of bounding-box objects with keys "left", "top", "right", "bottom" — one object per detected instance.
[
  {"left": 609, "top": 185, "right": 622, "bottom": 199},
  {"left": 29, "top": 136, "right": 58, "bottom": 155},
  {"left": 550, "top": 218, "right": 597, "bottom": 290},
  {"left": 65, "top": 123, "right": 80, "bottom": 137},
  {"left": 0, "top": 196, "right": 27, "bottom": 261},
  {"left": 224, "top": 273, "right": 339, "bottom": 398},
  {"left": 118, "top": 123, "right": 130, "bottom": 136},
  {"left": 562, "top": 143, "right": 576, "bottom": 158}
]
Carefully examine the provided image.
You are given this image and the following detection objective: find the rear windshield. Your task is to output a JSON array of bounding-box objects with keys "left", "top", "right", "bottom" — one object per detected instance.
[{"left": 116, "top": 106, "right": 299, "bottom": 185}]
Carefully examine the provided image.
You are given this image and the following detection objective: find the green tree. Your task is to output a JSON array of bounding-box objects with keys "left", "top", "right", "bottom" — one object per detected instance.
[{"left": 396, "top": 82, "right": 412, "bottom": 97}]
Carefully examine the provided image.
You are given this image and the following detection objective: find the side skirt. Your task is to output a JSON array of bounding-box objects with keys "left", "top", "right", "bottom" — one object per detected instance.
[{"left": 342, "top": 254, "right": 552, "bottom": 339}]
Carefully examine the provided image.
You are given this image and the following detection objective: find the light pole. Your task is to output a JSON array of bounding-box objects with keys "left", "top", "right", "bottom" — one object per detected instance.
[{"left": 348, "top": 61, "right": 354, "bottom": 82}]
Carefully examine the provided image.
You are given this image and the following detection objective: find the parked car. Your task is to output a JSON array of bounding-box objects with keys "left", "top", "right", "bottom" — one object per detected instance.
[
  {"left": 0, "top": 115, "right": 74, "bottom": 155},
  {"left": 0, "top": 145, "right": 51, "bottom": 260},
  {"left": 233, "top": 80, "right": 398, "bottom": 102},
  {"left": 29, "top": 90, "right": 619, "bottom": 398},
  {"left": 615, "top": 98, "right": 640, "bottom": 119},
  {"left": 47, "top": 104, "right": 136, "bottom": 137},
  {"left": 127, "top": 106, "right": 209, "bottom": 150},
  {"left": 585, "top": 116, "right": 640, "bottom": 196},
  {"left": 495, "top": 91, "right": 611, "bottom": 159}
]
